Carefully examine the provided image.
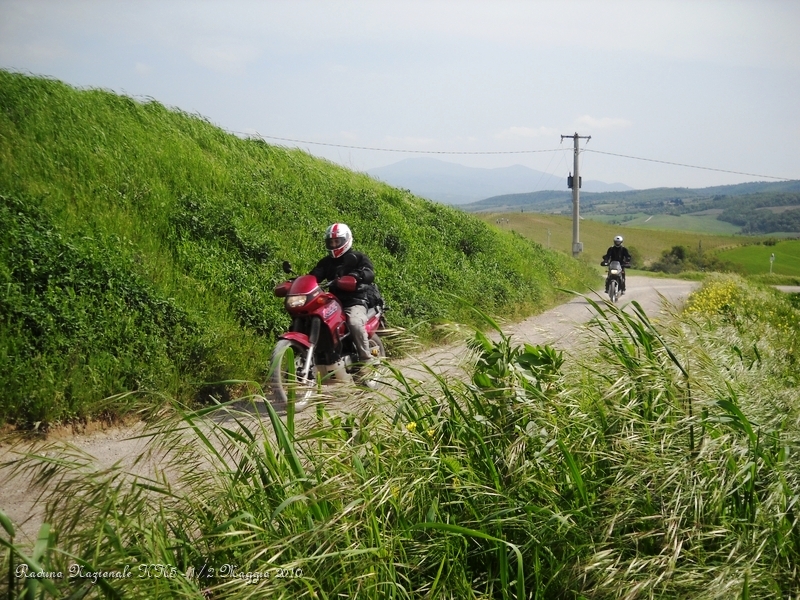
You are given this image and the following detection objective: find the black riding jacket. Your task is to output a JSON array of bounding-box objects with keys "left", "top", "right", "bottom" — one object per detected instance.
[
  {"left": 309, "top": 249, "right": 375, "bottom": 308},
  {"left": 603, "top": 245, "right": 632, "bottom": 265}
]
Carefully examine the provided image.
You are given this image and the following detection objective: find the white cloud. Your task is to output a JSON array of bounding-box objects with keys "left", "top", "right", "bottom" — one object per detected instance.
[
  {"left": 495, "top": 126, "right": 559, "bottom": 139},
  {"left": 0, "top": 39, "right": 74, "bottom": 65},
  {"left": 573, "top": 116, "right": 632, "bottom": 131},
  {"left": 216, "top": 1, "right": 800, "bottom": 70},
  {"left": 187, "top": 41, "right": 259, "bottom": 75}
]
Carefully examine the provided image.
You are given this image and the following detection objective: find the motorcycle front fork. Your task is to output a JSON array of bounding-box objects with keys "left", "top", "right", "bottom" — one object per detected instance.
[{"left": 300, "top": 318, "right": 322, "bottom": 382}]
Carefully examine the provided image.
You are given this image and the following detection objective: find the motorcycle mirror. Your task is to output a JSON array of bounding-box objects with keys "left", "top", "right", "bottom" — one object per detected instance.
[{"left": 282, "top": 261, "right": 293, "bottom": 274}]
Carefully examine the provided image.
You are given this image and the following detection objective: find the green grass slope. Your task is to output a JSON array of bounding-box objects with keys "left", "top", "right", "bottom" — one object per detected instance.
[
  {"left": 477, "top": 212, "right": 755, "bottom": 267},
  {"left": 0, "top": 70, "right": 595, "bottom": 426},
  {"left": 717, "top": 240, "right": 800, "bottom": 277}
]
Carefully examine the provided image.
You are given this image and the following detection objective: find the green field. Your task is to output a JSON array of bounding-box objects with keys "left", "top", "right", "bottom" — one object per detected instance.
[
  {"left": 717, "top": 240, "right": 800, "bottom": 276},
  {"left": 625, "top": 214, "right": 741, "bottom": 234},
  {"left": 586, "top": 213, "right": 741, "bottom": 235},
  {"left": 478, "top": 212, "right": 755, "bottom": 267}
]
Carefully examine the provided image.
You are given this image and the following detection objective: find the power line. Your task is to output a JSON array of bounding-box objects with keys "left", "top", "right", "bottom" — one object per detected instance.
[
  {"left": 246, "top": 133, "right": 565, "bottom": 155},
  {"left": 238, "top": 131, "right": 796, "bottom": 181},
  {"left": 583, "top": 149, "right": 792, "bottom": 181}
]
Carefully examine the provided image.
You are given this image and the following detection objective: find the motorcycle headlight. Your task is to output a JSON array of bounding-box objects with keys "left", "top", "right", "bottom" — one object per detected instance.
[
  {"left": 610, "top": 268, "right": 619, "bottom": 275},
  {"left": 286, "top": 295, "right": 307, "bottom": 308}
]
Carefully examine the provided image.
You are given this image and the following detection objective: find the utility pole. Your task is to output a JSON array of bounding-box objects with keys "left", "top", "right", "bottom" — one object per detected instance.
[{"left": 561, "top": 132, "right": 591, "bottom": 257}]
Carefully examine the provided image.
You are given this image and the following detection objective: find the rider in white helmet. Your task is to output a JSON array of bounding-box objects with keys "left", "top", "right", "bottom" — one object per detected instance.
[
  {"left": 309, "top": 223, "right": 377, "bottom": 365},
  {"left": 602, "top": 235, "right": 632, "bottom": 294}
]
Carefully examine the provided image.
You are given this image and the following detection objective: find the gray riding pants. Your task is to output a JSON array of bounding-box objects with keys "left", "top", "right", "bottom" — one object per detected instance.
[{"left": 344, "top": 304, "right": 372, "bottom": 361}]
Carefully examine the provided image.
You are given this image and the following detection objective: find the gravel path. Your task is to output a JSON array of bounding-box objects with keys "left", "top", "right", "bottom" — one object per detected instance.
[{"left": 0, "top": 275, "right": 698, "bottom": 546}]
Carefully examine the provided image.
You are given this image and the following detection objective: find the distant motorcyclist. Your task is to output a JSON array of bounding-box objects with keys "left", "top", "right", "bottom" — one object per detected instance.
[
  {"left": 309, "top": 223, "right": 376, "bottom": 365},
  {"left": 601, "top": 235, "right": 632, "bottom": 294}
]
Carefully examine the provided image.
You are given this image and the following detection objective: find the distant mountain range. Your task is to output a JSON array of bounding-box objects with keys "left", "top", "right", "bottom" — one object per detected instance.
[{"left": 366, "top": 157, "right": 633, "bottom": 204}]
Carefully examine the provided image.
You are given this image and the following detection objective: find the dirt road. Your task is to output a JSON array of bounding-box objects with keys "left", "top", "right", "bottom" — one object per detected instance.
[{"left": 0, "top": 275, "right": 699, "bottom": 546}]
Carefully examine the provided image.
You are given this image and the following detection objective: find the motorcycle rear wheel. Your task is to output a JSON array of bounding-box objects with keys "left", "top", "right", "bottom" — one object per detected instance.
[
  {"left": 368, "top": 333, "right": 385, "bottom": 359},
  {"left": 356, "top": 333, "right": 387, "bottom": 389},
  {"left": 269, "top": 339, "right": 316, "bottom": 408}
]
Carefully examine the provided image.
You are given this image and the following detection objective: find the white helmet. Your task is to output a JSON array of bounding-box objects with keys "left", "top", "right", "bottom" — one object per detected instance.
[
  {"left": 325, "top": 223, "right": 353, "bottom": 258},
  {"left": 613, "top": 235, "right": 623, "bottom": 247}
]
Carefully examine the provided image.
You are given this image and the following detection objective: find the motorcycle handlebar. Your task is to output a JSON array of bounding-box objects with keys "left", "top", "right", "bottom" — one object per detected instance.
[{"left": 334, "top": 275, "right": 358, "bottom": 292}]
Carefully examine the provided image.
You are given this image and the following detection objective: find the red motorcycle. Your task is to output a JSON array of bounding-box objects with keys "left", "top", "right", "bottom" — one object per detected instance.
[{"left": 270, "top": 261, "right": 387, "bottom": 406}]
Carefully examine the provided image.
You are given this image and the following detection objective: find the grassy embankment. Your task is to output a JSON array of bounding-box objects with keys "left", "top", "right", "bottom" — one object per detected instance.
[
  {"left": 2, "top": 276, "right": 798, "bottom": 598},
  {"left": 0, "top": 70, "right": 595, "bottom": 427}
]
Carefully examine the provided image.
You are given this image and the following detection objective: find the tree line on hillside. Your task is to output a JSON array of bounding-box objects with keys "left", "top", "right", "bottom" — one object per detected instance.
[
  {"left": 721, "top": 206, "right": 800, "bottom": 234},
  {"left": 672, "top": 191, "right": 800, "bottom": 233}
]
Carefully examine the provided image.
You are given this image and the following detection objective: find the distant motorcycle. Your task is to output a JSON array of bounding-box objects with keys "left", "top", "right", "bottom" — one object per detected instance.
[
  {"left": 601, "top": 260, "right": 628, "bottom": 303},
  {"left": 270, "top": 261, "right": 387, "bottom": 407}
]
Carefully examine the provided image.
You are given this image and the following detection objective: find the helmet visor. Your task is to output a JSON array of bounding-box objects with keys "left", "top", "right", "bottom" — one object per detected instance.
[{"left": 326, "top": 236, "right": 346, "bottom": 250}]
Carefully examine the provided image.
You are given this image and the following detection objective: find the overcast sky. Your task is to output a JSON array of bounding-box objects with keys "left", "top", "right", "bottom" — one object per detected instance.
[{"left": 1, "top": 0, "right": 798, "bottom": 189}]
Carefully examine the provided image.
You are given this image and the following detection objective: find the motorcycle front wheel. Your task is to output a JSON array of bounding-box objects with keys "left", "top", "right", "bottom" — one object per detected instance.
[
  {"left": 609, "top": 279, "right": 619, "bottom": 303},
  {"left": 269, "top": 339, "right": 316, "bottom": 408}
]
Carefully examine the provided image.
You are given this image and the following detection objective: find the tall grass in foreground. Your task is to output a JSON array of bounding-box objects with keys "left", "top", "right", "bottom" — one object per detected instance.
[{"left": 2, "top": 276, "right": 799, "bottom": 598}]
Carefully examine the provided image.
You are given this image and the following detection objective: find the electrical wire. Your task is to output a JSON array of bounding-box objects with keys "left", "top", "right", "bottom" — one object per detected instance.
[
  {"left": 245, "top": 132, "right": 565, "bottom": 155},
  {"left": 583, "top": 149, "right": 791, "bottom": 181},
  {"left": 531, "top": 149, "right": 559, "bottom": 192},
  {"left": 237, "top": 130, "right": 796, "bottom": 181}
]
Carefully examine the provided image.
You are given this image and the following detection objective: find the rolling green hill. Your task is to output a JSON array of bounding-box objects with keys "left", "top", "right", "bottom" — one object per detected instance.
[
  {"left": 477, "top": 212, "right": 755, "bottom": 267},
  {"left": 465, "top": 181, "right": 800, "bottom": 235},
  {"left": 0, "top": 70, "right": 594, "bottom": 426}
]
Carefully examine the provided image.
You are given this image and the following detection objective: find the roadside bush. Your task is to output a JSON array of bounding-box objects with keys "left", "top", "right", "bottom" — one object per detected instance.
[
  {"left": 686, "top": 273, "right": 799, "bottom": 372},
  {"left": 648, "top": 244, "right": 733, "bottom": 274},
  {"left": 0, "top": 195, "right": 214, "bottom": 424}
]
